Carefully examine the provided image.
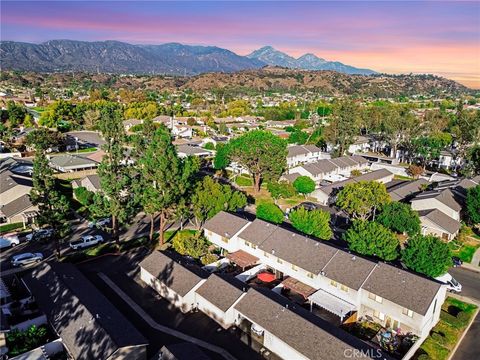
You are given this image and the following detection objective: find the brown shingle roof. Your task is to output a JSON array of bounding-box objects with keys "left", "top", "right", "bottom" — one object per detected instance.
[
  {"left": 0, "top": 194, "right": 36, "bottom": 218},
  {"left": 387, "top": 178, "right": 428, "bottom": 201},
  {"left": 195, "top": 274, "right": 245, "bottom": 312},
  {"left": 139, "top": 251, "right": 206, "bottom": 297},
  {"left": 413, "top": 189, "right": 462, "bottom": 212},
  {"left": 362, "top": 263, "right": 441, "bottom": 315},
  {"left": 204, "top": 211, "right": 250, "bottom": 239},
  {"left": 322, "top": 251, "right": 377, "bottom": 290},
  {"left": 237, "top": 218, "right": 277, "bottom": 246},
  {"left": 234, "top": 289, "right": 382, "bottom": 360}
]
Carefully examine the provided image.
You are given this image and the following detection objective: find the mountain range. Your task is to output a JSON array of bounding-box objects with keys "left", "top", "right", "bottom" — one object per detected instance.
[
  {"left": 0, "top": 40, "right": 375, "bottom": 75},
  {"left": 247, "top": 46, "right": 376, "bottom": 75}
]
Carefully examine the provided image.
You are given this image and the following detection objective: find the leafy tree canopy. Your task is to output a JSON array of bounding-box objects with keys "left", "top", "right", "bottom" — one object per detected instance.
[
  {"left": 343, "top": 220, "right": 399, "bottom": 261},
  {"left": 293, "top": 176, "right": 316, "bottom": 195},
  {"left": 267, "top": 181, "right": 297, "bottom": 200},
  {"left": 466, "top": 185, "right": 480, "bottom": 224},
  {"left": 377, "top": 201, "right": 421, "bottom": 236},
  {"left": 289, "top": 207, "right": 332, "bottom": 240},
  {"left": 256, "top": 203, "right": 284, "bottom": 224},
  {"left": 336, "top": 180, "right": 390, "bottom": 220},
  {"left": 228, "top": 130, "right": 287, "bottom": 192},
  {"left": 191, "top": 176, "right": 247, "bottom": 228},
  {"left": 401, "top": 234, "right": 452, "bottom": 278},
  {"left": 213, "top": 143, "right": 230, "bottom": 170}
]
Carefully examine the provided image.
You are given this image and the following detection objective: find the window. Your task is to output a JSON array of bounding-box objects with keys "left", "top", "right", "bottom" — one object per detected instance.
[
  {"left": 330, "top": 280, "right": 338, "bottom": 287},
  {"left": 340, "top": 284, "right": 349, "bottom": 292},
  {"left": 291, "top": 264, "right": 297, "bottom": 271},
  {"left": 221, "top": 237, "right": 229, "bottom": 243},
  {"left": 244, "top": 241, "right": 249, "bottom": 247},
  {"left": 402, "top": 308, "right": 414, "bottom": 318},
  {"left": 277, "top": 258, "right": 283, "bottom": 264},
  {"left": 244, "top": 241, "right": 256, "bottom": 249},
  {"left": 263, "top": 251, "right": 269, "bottom": 258},
  {"left": 307, "top": 272, "right": 315, "bottom": 279},
  {"left": 373, "top": 311, "right": 385, "bottom": 321},
  {"left": 369, "top": 292, "right": 382, "bottom": 303}
]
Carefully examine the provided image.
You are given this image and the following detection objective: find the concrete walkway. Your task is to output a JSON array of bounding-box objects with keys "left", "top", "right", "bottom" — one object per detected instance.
[
  {"left": 469, "top": 246, "right": 480, "bottom": 268},
  {"left": 98, "top": 273, "right": 237, "bottom": 360}
]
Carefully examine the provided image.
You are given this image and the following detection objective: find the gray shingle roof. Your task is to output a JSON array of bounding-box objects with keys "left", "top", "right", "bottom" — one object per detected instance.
[
  {"left": 65, "top": 131, "right": 106, "bottom": 146},
  {"left": 419, "top": 209, "right": 461, "bottom": 235},
  {"left": 237, "top": 218, "right": 277, "bottom": 246},
  {"left": 159, "top": 343, "right": 211, "bottom": 360},
  {"left": 176, "top": 145, "right": 212, "bottom": 156},
  {"left": 322, "top": 251, "right": 377, "bottom": 290},
  {"left": 356, "top": 168, "right": 393, "bottom": 181},
  {"left": 387, "top": 178, "right": 428, "bottom": 201},
  {"left": 362, "top": 263, "right": 441, "bottom": 315},
  {"left": 22, "top": 263, "right": 147, "bottom": 360},
  {"left": 413, "top": 189, "right": 462, "bottom": 212},
  {"left": 49, "top": 154, "right": 98, "bottom": 169},
  {"left": 204, "top": 211, "right": 250, "bottom": 239},
  {"left": 0, "top": 170, "right": 32, "bottom": 194},
  {"left": 139, "top": 251, "right": 206, "bottom": 297},
  {"left": 234, "top": 288, "right": 383, "bottom": 360},
  {"left": 287, "top": 145, "right": 321, "bottom": 158},
  {"left": 0, "top": 194, "right": 35, "bottom": 218},
  {"left": 195, "top": 274, "right": 245, "bottom": 312}
]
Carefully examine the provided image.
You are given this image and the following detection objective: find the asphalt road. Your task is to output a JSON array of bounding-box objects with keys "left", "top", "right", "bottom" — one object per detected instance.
[{"left": 450, "top": 267, "right": 480, "bottom": 360}]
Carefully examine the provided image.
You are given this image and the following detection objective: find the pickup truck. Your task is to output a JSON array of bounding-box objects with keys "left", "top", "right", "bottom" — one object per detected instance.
[{"left": 69, "top": 235, "right": 104, "bottom": 250}]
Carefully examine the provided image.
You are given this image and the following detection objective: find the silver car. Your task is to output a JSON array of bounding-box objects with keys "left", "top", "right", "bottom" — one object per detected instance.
[{"left": 11, "top": 252, "right": 43, "bottom": 267}]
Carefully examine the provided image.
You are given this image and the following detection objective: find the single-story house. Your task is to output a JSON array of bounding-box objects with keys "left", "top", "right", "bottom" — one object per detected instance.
[
  {"left": 419, "top": 209, "right": 461, "bottom": 241},
  {"left": 195, "top": 273, "right": 246, "bottom": 329},
  {"left": 49, "top": 154, "right": 99, "bottom": 173},
  {"left": 0, "top": 169, "right": 37, "bottom": 225},
  {"left": 139, "top": 251, "right": 207, "bottom": 313},
  {"left": 176, "top": 145, "right": 213, "bottom": 158},
  {"left": 22, "top": 263, "right": 148, "bottom": 360},
  {"left": 72, "top": 174, "right": 101, "bottom": 193},
  {"left": 64, "top": 131, "right": 105, "bottom": 151}
]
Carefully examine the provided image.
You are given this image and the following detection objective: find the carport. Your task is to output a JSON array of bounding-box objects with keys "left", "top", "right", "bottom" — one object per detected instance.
[{"left": 308, "top": 289, "right": 356, "bottom": 321}]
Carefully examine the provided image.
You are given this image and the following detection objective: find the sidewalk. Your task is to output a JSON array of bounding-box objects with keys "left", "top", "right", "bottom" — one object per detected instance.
[{"left": 462, "top": 247, "right": 480, "bottom": 273}]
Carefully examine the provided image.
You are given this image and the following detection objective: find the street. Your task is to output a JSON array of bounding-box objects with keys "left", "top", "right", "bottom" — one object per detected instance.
[{"left": 450, "top": 267, "right": 480, "bottom": 360}]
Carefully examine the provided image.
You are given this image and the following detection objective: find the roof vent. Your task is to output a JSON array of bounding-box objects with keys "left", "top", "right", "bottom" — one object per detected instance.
[
  {"left": 225, "top": 232, "right": 230, "bottom": 237},
  {"left": 271, "top": 249, "right": 275, "bottom": 255},
  {"left": 285, "top": 304, "right": 289, "bottom": 309},
  {"left": 351, "top": 256, "right": 356, "bottom": 261}
]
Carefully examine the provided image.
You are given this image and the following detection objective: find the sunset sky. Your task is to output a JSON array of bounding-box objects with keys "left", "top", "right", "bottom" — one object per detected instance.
[{"left": 2, "top": 1, "right": 479, "bottom": 88}]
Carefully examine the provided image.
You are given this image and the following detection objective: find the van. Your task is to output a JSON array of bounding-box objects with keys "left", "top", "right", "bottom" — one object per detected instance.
[{"left": 435, "top": 273, "right": 462, "bottom": 293}]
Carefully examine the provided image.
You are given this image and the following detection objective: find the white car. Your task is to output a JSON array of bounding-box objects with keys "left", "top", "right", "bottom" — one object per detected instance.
[
  {"left": 26, "top": 228, "right": 53, "bottom": 242},
  {"left": 69, "top": 235, "right": 104, "bottom": 250},
  {"left": 435, "top": 273, "right": 462, "bottom": 293},
  {"left": 0, "top": 235, "right": 20, "bottom": 249},
  {"left": 11, "top": 252, "right": 43, "bottom": 267}
]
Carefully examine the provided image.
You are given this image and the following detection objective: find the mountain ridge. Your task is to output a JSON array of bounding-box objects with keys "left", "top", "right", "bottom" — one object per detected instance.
[
  {"left": 0, "top": 40, "right": 375, "bottom": 76},
  {"left": 247, "top": 45, "right": 376, "bottom": 75}
]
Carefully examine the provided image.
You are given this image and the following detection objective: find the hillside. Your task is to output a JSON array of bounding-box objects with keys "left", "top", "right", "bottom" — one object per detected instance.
[{"left": 0, "top": 67, "right": 469, "bottom": 97}]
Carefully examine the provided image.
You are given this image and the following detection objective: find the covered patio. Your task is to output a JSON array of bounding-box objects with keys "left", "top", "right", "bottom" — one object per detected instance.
[
  {"left": 281, "top": 276, "right": 316, "bottom": 302},
  {"left": 226, "top": 250, "right": 259, "bottom": 270},
  {"left": 308, "top": 289, "right": 356, "bottom": 322}
]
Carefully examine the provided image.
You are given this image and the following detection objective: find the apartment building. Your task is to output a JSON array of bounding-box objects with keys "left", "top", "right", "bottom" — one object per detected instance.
[
  {"left": 286, "top": 145, "right": 330, "bottom": 168},
  {"left": 204, "top": 212, "right": 447, "bottom": 339}
]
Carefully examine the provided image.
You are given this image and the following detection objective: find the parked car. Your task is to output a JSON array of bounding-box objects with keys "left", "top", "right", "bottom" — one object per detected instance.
[
  {"left": 88, "top": 218, "right": 111, "bottom": 229},
  {"left": 435, "top": 273, "right": 462, "bottom": 293},
  {"left": 11, "top": 252, "right": 43, "bottom": 267},
  {"left": 26, "top": 228, "right": 53, "bottom": 242},
  {"left": 69, "top": 235, "right": 104, "bottom": 250},
  {"left": 0, "top": 235, "right": 20, "bottom": 249},
  {"left": 452, "top": 256, "right": 463, "bottom": 267}
]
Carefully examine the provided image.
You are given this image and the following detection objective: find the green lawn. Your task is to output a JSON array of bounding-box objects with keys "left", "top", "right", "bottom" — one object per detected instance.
[
  {"left": 394, "top": 174, "right": 413, "bottom": 180},
  {"left": 234, "top": 175, "right": 253, "bottom": 186},
  {"left": 449, "top": 239, "right": 480, "bottom": 263},
  {"left": 164, "top": 229, "right": 197, "bottom": 243},
  {"left": 0, "top": 222, "right": 24, "bottom": 234},
  {"left": 417, "top": 297, "right": 477, "bottom": 360},
  {"left": 76, "top": 147, "right": 97, "bottom": 153}
]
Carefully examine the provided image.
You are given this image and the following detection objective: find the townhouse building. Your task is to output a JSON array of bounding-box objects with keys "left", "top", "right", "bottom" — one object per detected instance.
[
  {"left": 286, "top": 145, "right": 330, "bottom": 168},
  {"left": 203, "top": 212, "right": 447, "bottom": 339}
]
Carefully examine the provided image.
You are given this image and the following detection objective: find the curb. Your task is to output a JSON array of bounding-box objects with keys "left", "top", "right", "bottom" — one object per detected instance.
[
  {"left": 447, "top": 307, "right": 479, "bottom": 360},
  {"left": 460, "top": 263, "right": 480, "bottom": 273}
]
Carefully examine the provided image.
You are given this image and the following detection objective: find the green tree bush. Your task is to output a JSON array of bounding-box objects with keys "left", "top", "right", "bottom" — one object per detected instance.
[
  {"left": 343, "top": 220, "right": 399, "bottom": 261},
  {"left": 256, "top": 203, "right": 284, "bottom": 224},
  {"left": 376, "top": 202, "right": 421, "bottom": 236},
  {"left": 401, "top": 234, "right": 452, "bottom": 278},
  {"left": 289, "top": 207, "right": 332, "bottom": 240},
  {"left": 336, "top": 181, "right": 390, "bottom": 220},
  {"left": 293, "top": 176, "right": 316, "bottom": 196},
  {"left": 466, "top": 185, "right": 480, "bottom": 224},
  {"left": 267, "top": 181, "right": 297, "bottom": 200}
]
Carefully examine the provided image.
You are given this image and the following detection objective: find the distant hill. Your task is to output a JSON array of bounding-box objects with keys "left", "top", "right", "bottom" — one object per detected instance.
[
  {"left": 247, "top": 46, "right": 377, "bottom": 75},
  {"left": 1, "top": 67, "right": 469, "bottom": 97},
  {"left": 0, "top": 40, "right": 265, "bottom": 75}
]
